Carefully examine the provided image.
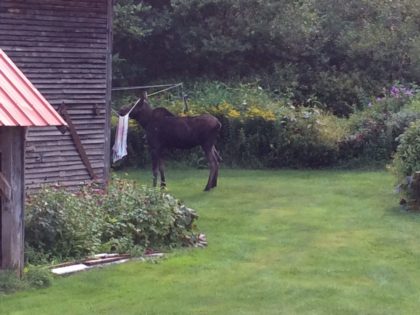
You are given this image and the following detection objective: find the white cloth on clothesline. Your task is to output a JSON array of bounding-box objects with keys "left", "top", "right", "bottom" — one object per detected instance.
[{"left": 112, "top": 114, "right": 129, "bottom": 163}]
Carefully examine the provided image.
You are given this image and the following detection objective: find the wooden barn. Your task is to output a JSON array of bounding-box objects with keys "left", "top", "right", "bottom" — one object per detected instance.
[
  {"left": 0, "top": 48, "right": 67, "bottom": 274},
  {"left": 0, "top": 0, "right": 113, "bottom": 192}
]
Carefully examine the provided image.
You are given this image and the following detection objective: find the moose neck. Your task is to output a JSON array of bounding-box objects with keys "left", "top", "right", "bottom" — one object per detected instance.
[{"left": 134, "top": 101, "right": 153, "bottom": 129}]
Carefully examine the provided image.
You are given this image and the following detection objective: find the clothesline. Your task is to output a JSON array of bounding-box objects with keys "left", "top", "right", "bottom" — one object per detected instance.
[
  {"left": 111, "top": 83, "right": 184, "bottom": 117},
  {"left": 112, "top": 83, "right": 182, "bottom": 92}
]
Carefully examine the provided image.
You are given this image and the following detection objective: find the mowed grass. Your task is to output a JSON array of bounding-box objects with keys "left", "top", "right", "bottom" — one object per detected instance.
[{"left": 2, "top": 168, "right": 420, "bottom": 314}]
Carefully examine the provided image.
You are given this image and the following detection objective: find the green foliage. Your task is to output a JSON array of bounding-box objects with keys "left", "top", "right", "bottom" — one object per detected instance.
[
  {"left": 391, "top": 113, "right": 420, "bottom": 209},
  {"left": 24, "top": 267, "right": 53, "bottom": 289},
  {"left": 0, "top": 268, "right": 53, "bottom": 295},
  {"left": 25, "top": 180, "right": 199, "bottom": 264},
  {"left": 113, "top": 82, "right": 418, "bottom": 169},
  {"left": 212, "top": 106, "right": 344, "bottom": 168},
  {"left": 99, "top": 178, "right": 198, "bottom": 252},
  {"left": 392, "top": 119, "right": 420, "bottom": 179},
  {"left": 113, "top": 0, "right": 420, "bottom": 115},
  {"left": 0, "top": 271, "right": 27, "bottom": 294},
  {"left": 25, "top": 186, "right": 104, "bottom": 262},
  {"left": 340, "top": 112, "right": 418, "bottom": 164}
]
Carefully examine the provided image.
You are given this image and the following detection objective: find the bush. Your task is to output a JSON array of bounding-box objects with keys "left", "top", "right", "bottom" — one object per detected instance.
[
  {"left": 0, "top": 270, "right": 27, "bottom": 294},
  {"left": 339, "top": 110, "right": 418, "bottom": 164},
  {"left": 337, "top": 88, "right": 420, "bottom": 164},
  {"left": 25, "top": 179, "right": 199, "bottom": 264},
  {"left": 24, "top": 267, "right": 53, "bottom": 289},
  {"left": 392, "top": 120, "right": 420, "bottom": 180},
  {"left": 392, "top": 119, "right": 420, "bottom": 209},
  {"left": 99, "top": 178, "right": 198, "bottom": 252},
  {"left": 0, "top": 268, "right": 53, "bottom": 295},
  {"left": 111, "top": 82, "right": 347, "bottom": 169},
  {"left": 25, "top": 186, "right": 104, "bottom": 262}
]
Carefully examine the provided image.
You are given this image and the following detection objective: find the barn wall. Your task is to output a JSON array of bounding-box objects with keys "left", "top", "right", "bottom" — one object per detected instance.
[{"left": 0, "top": 0, "right": 112, "bottom": 191}]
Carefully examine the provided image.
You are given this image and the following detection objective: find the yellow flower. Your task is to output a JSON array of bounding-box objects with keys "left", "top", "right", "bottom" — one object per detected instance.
[
  {"left": 213, "top": 101, "right": 241, "bottom": 118},
  {"left": 227, "top": 108, "right": 240, "bottom": 118},
  {"left": 246, "top": 105, "right": 276, "bottom": 121}
]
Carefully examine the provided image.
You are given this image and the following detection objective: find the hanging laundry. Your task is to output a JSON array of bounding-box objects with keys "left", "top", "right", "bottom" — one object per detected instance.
[{"left": 112, "top": 114, "right": 129, "bottom": 163}]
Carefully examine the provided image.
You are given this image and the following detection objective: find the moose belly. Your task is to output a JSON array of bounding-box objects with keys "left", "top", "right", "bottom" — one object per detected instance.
[{"left": 164, "top": 137, "right": 200, "bottom": 150}]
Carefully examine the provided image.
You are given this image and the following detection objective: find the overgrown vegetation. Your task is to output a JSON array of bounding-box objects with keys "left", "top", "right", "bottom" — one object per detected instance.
[
  {"left": 25, "top": 178, "right": 199, "bottom": 264},
  {"left": 112, "top": 82, "right": 420, "bottom": 170},
  {"left": 0, "top": 267, "right": 52, "bottom": 295},
  {"left": 113, "top": 0, "right": 420, "bottom": 116}
]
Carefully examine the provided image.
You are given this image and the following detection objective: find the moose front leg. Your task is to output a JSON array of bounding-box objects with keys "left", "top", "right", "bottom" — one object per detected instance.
[{"left": 211, "top": 146, "right": 220, "bottom": 188}]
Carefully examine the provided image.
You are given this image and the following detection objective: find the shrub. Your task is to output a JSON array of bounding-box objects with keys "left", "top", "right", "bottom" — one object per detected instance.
[
  {"left": 111, "top": 83, "right": 346, "bottom": 169},
  {"left": 100, "top": 179, "right": 198, "bottom": 252},
  {"left": 25, "top": 179, "right": 199, "bottom": 264},
  {"left": 24, "top": 267, "right": 53, "bottom": 289},
  {"left": 0, "top": 268, "right": 53, "bottom": 295},
  {"left": 392, "top": 119, "right": 420, "bottom": 209},
  {"left": 392, "top": 120, "right": 420, "bottom": 180},
  {"left": 338, "top": 89, "right": 420, "bottom": 164},
  {"left": 25, "top": 186, "right": 104, "bottom": 262},
  {"left": 0, "top": 270, "right": 27, "bottom": 294}
]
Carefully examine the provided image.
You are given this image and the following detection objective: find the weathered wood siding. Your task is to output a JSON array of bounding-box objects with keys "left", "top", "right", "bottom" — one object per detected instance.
[
  {"left": 0, "top": 127, "right": 25, "bottom": 275},
  {"left": 0, "top": 0, "right": 112, "bottom": 192}
]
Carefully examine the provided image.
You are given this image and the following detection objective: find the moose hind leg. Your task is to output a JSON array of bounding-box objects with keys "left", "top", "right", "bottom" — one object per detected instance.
[
  {"left": 159, "top": 158, "right": 166, "bottom": 188},
  {"left": 204, "top": 146, "right": 217, "bottom": 191}
]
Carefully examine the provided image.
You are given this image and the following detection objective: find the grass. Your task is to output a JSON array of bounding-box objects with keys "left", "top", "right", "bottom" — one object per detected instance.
[{"left": 2, "top": 168, "right": 420, "bottom": 314}]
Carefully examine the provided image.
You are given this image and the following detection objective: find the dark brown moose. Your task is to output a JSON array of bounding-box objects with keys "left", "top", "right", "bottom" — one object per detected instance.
[{"left": 120, "top": 94, "right": 222, "bottom": 191}]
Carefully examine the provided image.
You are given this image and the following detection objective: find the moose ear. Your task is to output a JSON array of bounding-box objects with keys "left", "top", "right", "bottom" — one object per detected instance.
[{"left": 141, "top": 90, "right": 148, "bottom": 101}]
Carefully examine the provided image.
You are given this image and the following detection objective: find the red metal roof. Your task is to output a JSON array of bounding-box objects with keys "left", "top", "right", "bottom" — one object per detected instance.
[{"left": 0, "top": 49, "right": 67, "bottom": 127}]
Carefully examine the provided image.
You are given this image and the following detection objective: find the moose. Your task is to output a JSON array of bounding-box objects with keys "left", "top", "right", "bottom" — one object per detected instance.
[{"left": 120, "top": 93, "right": 222, "bottom": 191}]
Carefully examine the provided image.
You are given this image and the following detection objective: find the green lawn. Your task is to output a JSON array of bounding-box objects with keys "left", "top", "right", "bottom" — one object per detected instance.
[{"left": 2, "top": 168, "right": 420, "bottom": 315}]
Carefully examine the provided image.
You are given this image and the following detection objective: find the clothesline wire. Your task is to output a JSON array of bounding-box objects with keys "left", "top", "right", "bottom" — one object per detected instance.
[
  {"left": 111, "top": 83, "right": 184, "bottom": 117},
  {"left": 112, "top": 83, "right": 182, "bottom": 91}
]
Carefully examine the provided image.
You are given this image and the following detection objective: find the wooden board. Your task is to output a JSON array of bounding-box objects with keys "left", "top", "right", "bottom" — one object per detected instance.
[{"left": 0, "top": 172, "right": 11, "bottom": 201}]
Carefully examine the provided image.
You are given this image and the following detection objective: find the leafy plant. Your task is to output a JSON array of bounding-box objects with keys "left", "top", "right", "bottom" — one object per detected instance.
[
  {"left": 391, "top": 119, "right": 420, "bottom": 210},
  {"left": 0, "top": 270, "right": 27, "bottom": 294},
  {"left": 25, "top": 186, "right": 104, "bottom": 262},
  {"left": 25, "top": 179, "right": 199, "bottom": 264},
  {"left": 100, "top": 179, "right": 198, "bottom": 251},
  {"left": 24, "top": 267, "right": 53, "bottom": 289}
]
